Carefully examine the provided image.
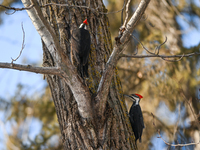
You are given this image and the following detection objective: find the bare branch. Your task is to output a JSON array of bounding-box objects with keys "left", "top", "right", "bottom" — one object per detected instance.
[
  {"left": 161, "top": 53, "right": 184, "bottom": 62},
  {"left": 157, "top": 129, "right": 200, "bottom": 147},
  {"left": 154, "top": 36, "right": 167, "bottom": 55},
  {"left": 129, "top": 33, "right": 163, "bottom": 55},
  {"left": 11, "top": 23, "right": 25, "bottom": 64},
  {"left": 150, "top": 112, "right": 191, "bottom": 146},
  {"left": 0, "top": 63, "right": 60, "bottom": 75},
  {"left": 121, "top": 52, "right": 200, "bottom": 60},
  {"left": 120, "top": 34, "right": 198, "bottom": 61},
  {"left": 120, "top": 35, "right": 198, "bottom": 62},
  {"left": 5, "top": 10, "right": 16, "bottom": 15},
  {"left": 0, "top": 4, "right": 34, "bottom": 15},
  {"left": 150, "top": 87, "right": 200, "bottom": 148},
  {"left": 0, "top": 4, "right": 34, "bottom": 11}
]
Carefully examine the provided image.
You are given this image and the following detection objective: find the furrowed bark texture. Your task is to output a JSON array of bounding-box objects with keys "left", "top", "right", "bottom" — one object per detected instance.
[{"left": 31, "top": 0, "right": 135, "bottom": 149}]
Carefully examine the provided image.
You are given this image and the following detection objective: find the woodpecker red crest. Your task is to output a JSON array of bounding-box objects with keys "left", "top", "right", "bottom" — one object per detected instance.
[
  {"left": 83, "top": 19, "right": 88, "bottom": 25},
  {"left": 135, "top": 94, "right": 143, "bottom": 99}
]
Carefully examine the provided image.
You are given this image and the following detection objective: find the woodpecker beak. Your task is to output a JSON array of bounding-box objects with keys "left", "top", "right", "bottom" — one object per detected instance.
[
  {"left": 124, "top": 94, "right": 133, "bottom": 99},
  {"left": 124, "top": 94, "right": 143, "bottom": 101}
]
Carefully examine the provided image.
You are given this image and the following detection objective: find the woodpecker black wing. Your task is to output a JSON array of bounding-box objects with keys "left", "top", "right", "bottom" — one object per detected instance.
[
  {"left": 79, "top": 28, "right": 91, "bottom": 65},
  {"left": 71, "top": 28, "right": 91, "bottom": 77},
  {"left": 138, "top": 105, "right": 144, "bottom": 142}
]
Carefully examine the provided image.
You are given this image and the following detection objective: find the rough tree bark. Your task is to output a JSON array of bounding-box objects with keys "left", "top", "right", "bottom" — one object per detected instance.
[{"left": 18, "top": 0, "right": 150, "bottom": 149}]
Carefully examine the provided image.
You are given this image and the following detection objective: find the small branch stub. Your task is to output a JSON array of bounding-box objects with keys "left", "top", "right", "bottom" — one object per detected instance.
[{"left": 11, "top": 23, "right": 25, "bottom": 64}]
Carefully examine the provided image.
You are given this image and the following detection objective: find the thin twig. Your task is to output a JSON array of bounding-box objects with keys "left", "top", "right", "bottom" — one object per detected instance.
[
  {"left": 130, "top": 33, "right": 160, "bottom": 55},
  {"left": 0, "top": 4, "right": 34, "bottom": 11},
  {"left": 154, "top": 36, "right": 167, "bottom": 55},
  {"left": 151, "top": 112, "right": 200, "bottom": 147},
  {"left": 125, "top": 27, "right": 167, "bottom": 56},
  {"left": 121, "top": 34, "right": 199, "bottom": 62},
  {"left": 11, "top": 23, "right": 25, "bottom": 64},
  {"left": 157, "top": 129, "right": 200, "bottom": 147},
  {"left": 150, "top": 112, "right": 191, "bottom": 146},
  {"left": 5, "top": 10, "right": 16, "bottom": 15},
  {"left": 121, "top": 52, "right": 199, "bottom": 59},
  {"left": 161, "top": 53, "right": 184, "bottom": 62}
]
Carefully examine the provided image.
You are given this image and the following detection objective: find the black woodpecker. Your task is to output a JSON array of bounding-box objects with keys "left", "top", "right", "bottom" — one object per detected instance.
[
  {"left": 71, "top": 19, "right": 91, "bottom": 78},
  {"left": 124, "top": 94, "right": 145, "bottom": 143}
]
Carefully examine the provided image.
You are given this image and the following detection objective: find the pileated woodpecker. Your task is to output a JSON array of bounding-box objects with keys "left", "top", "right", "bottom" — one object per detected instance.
[
  {"left": 71, "top": 19, "right": 91, "bottom": 78},
  {"left": 124, "top": 94, "right": 145, "bottom": 143}
]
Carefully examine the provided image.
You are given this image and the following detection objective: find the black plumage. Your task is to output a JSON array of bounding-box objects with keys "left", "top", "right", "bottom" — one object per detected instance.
[
  {"left": 129, "top": 102, "right": 144, "bottom": 142},
  {"left": 71, "top": 19, "right": 91, "bottom": 78},
  {"left": 124, "top": 94, "right": 145, "bottom": 143}
]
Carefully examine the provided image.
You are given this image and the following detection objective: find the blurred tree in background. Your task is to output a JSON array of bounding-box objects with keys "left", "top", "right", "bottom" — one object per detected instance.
[{"left": 0, "top": 0, "right": 200, "bottom": 149}]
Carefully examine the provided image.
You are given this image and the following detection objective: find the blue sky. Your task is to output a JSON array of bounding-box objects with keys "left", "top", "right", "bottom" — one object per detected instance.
[
  {"left": 0, "top": 1, "right": 200, "bottom": 150},
  {"left": 0, "top": 3, "right": 45, "bottom": 149},
  {"left": 0, "top": 3, "right": 46, "bottom": 100}
]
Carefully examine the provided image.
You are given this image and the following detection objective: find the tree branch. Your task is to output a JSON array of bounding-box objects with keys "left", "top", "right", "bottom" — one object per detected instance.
[
  {"left": 120, "top": 52, "right": 200, "bottom": 59},
  {"left": 0, "top": 63, "right": 60, "bottom": 75},
  {"left": 122, "top": 35, "right": 200, "bottom": 61},
  {"left": 122, "top": 0, "right": 131, "bottom": 28},
  {"left": 0, "top": 4, "right": 33, "bottom": 11},
  {"left": 96, "top": 0, "right": 151, "bottom": 116}
]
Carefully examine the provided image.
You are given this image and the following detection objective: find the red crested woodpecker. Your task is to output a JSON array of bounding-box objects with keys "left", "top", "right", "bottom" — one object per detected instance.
[
  {"left": 71, "top": 19, "right": 91, "bottom": 78},
  {"left": 124, "top": 94, "right": 145, "bottom": 143}
]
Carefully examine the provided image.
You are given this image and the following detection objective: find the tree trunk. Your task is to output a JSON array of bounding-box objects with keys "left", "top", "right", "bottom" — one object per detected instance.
[{"left": 24, "top": 0, "right": 136, "bottom": 149}]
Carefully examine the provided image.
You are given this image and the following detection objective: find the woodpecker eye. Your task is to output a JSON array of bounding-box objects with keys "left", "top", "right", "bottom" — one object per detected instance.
[{"left": 131, "top": 94, "right": 139, "bottom": 99}]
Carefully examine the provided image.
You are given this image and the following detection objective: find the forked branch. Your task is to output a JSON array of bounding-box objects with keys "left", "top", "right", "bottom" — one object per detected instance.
[
  {"left": 96, "top": 0, "right": 151, "bottom": 116},
  {"left": 121, "top": 36, "right": 200, "bottom": 61}
]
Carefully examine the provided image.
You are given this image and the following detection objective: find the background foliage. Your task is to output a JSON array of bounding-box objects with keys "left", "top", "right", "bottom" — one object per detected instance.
[{"left": 0, "top": 0, "right": 200, "bottom": 149}]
